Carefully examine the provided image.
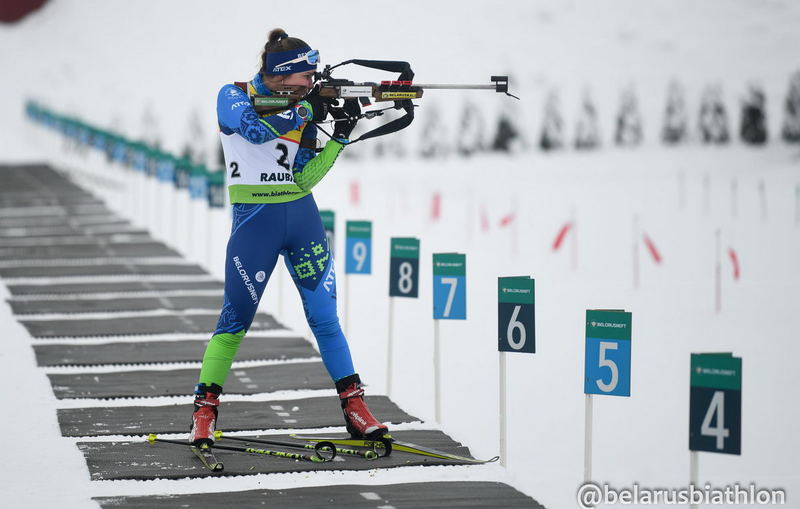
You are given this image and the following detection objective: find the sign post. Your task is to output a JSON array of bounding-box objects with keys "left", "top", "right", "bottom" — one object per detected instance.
[
  {"left": 689, "top": 353, "right": 742, "bottom": 509},
  {"left": 497, "top": 276, "right": 535, "bottom": 467},
  {"left": 387, "top": 237, "right": 420, "bottom": 396},
  {"left": 344, "top": 220, "right": 372, "bottom": 334},
  {"left": 432, "top": 253, "right": 466, "bottom": 423},
  {"left": 583, "top": 309, "right": 632, "bottom": 482}
]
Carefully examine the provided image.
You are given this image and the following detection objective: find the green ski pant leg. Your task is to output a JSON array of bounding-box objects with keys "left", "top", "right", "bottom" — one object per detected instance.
[{"left": 198, "top": 330, "right": 246, "bottom": 388}]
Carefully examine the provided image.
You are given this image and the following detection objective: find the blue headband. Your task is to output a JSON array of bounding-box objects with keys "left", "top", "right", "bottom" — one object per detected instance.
[{"left": 264, "top": 47, "right": 318, "bottom": 75}]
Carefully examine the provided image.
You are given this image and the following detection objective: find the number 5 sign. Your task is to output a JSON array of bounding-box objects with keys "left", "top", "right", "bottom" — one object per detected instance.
[
  {"left": 584, "top": 310, "right": 632, "bottom": 397},
  {"left": 689, "top": 353, "right": 742, "bottom": 455},
  {"left": 433, "top": 253, "right": 466, "bottom": 319},
  {"left": 497, "top": 277, "right": 535, "bottom": 353},
  {"left": 345, "top": 221, "right": 372, "bottom": 274}
]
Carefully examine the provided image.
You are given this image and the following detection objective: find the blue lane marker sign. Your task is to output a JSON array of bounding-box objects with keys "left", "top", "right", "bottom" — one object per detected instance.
[
  {"left": 584, "top": 309, "right": 632, "bottom": 397},
  {"left": 433, "top": 253, "right": 466, "bottom": 319},
  {"left": 345, "top": 221, "right": 372, "bottom": 274}
]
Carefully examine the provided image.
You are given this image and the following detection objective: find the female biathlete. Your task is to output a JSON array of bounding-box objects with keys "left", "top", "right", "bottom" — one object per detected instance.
[{"left": 189, "top": 28, "right": 387, "bottom": 446}]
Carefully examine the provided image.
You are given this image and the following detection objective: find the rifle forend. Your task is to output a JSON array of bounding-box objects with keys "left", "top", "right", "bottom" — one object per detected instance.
[{"left": 251, "top": 81, "right": 424, "bottom": 115}]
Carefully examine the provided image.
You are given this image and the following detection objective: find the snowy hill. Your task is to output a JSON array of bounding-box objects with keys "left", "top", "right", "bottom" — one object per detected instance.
[{"left": 2, "top": 1, "right": 800, "bottom": 508}]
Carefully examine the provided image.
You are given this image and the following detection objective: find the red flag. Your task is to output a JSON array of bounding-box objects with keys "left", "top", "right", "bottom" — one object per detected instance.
[
  {"left": 642, "top": 233, "right": 662, "bottom": 264},
  {"left": 480, "top": 204, "right": 490, "bottom": 232},
  {"left": 349, "top": 180, "right": 360, "bottom": 206},
  {"left": 728, "top": 248, "right": 740, "bottom": 280},
  {"left": 552, "top": 222, "right": 573, "bottom": 251},
  {"left": 499, "top": 213, "right": 516, "bottom": 228},
  {"left": 430, "top": 192, "right": 441, "bottom": 221}
]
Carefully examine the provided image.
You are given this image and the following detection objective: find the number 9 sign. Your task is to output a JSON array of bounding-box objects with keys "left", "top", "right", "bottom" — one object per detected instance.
[
  {"left": 584, "top": 310, "right": 632, "bottom": 397},
  {"left": 498, "top": 277, "right": 535, "bottom": 353},
  {"left": 345, "top": 221, "right": 372, "bottom": 274}
]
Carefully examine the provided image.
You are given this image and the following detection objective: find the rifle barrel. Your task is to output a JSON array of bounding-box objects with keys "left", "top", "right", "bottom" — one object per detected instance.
[{"left": 415, "top": 84, "right": 497, "bottom": 90}]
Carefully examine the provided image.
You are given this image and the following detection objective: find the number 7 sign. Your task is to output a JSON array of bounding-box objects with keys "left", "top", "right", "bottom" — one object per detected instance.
[{"left": 433, "top": 253, "right": 466, "bottom": 319}]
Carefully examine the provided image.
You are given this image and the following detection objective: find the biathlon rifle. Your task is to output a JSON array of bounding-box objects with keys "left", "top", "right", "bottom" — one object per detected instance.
[{"left": 247, "top": 59, "right": 519, "bottom": 143}]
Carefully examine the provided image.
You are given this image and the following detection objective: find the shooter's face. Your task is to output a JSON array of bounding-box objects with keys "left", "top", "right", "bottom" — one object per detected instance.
[{"left": 281, "top": 71, "right": 315, "bottom": 94}]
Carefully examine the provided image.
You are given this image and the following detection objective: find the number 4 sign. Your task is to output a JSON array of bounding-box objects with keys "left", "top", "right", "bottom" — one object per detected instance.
[
  {"left": 584, "top": 310, "right": 632, "bottom": 397},
  {"left": 689, "top": 353, "right": 742, "bottom": 455}
]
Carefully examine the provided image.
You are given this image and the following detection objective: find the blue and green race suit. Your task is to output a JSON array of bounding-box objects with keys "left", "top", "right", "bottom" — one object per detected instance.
[{"left": 198, "top": 73, "right": 354, "bottom": 388}]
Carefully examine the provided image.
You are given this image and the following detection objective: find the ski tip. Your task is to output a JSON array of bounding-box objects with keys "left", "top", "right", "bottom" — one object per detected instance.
[{"left": 487, "top": 456, "right": 501, "bottom": 463}]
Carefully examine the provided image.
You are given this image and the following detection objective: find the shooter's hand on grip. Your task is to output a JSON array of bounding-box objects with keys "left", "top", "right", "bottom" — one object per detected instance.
[
  {"left": 332, "top": 99, "right": 361, "bottom": 142},
  {"left": 302, "top": 85, "right": 336, "bottom": 122}
]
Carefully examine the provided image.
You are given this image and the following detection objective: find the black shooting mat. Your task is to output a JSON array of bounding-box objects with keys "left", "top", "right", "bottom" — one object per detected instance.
[
  {"left": 22, "top": 312, "right": 280, "bottom": 338},
  {"left": 34, "top": 335, "right": 317, "bottom": 367},
  {"left": 7, "top": 280, "right": 223, "bottom": 296},
  {"left": 0, "top": 202, "right": 111, "bottom": 218},
  {"left": 0, "top": 163, "right": 95, "bottom": 195},
  {"left": 0, "top": 263, "right": 208, "bottom": 278},
  {"left": 0, "top": 232, "right": 152, "bottom": 247},
  {"left": 10, "top": 294, "right": 225, "bottom": 314},
  {"left": 0, "top": 223, "right": 145, "bottom": 238},
  {"left": 49, "top": 360, "right": 328, "bottom": 399},
  {"left": 78, "top": 430, "right": 486, "bottom": 481},
  {"left": 0, "top": 214, "right": 128, "bottom": 229},
  {"left": 58, "top": 395, "right": 410, "bottom": 437},
  {"left": 94, "top": 481, "right": 543, "bottom": 508},
  {"left": 0, "top": 240, "right": 179, "bottom": 260}
]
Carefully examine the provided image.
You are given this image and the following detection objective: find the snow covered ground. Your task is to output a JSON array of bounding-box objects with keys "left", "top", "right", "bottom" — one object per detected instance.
[{"left": 2, "top": 1, "right": 800, "bottom": 508}]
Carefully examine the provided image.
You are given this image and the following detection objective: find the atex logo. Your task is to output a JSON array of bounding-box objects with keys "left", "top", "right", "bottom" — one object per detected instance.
[{"left": 323, "top": 265, "right": 336, "bottom": 293}]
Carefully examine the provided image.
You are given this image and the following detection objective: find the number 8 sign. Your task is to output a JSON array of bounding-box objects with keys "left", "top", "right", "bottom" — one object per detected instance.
[
  {"left": 498, "top": 277, "right": 535, "bottom": 353},
  {"left": 389, "top": 237, "right": 419, "bottom": 298},
  {"left": 584, "top": 310, "right": 632, "bottom": 397}
]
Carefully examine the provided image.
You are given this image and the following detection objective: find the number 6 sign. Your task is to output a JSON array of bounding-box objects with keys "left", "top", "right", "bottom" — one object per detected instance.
[
  {"left": 497, "top": 277, "right": 535, "bottom": 353},
  {"left": 584, "top": 310, "right": 632, "bottom": 397}
]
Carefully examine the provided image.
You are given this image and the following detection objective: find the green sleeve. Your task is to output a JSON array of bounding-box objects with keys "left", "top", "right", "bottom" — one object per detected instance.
[{"left": 292, "top": 139, "right": 345, "bottom": 192}]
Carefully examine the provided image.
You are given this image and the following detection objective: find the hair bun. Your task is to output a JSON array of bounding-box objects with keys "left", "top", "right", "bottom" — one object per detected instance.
[{"left": 268, "top": 28, "right": 289, "bottom": 44}]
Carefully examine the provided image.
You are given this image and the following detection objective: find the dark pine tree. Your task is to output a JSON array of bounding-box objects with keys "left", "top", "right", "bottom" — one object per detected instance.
[
  {"left": 662, "top": 80, "right": 688, "bottom": 145},
  {"left": 574, "top": 91, "right": 600, "bottom": 150},
  {"left": 782, "top": 71, "right": 800, "bottom": 143},
  {"left": 740, "top": 84, "right": 768, "bottom": 145}
]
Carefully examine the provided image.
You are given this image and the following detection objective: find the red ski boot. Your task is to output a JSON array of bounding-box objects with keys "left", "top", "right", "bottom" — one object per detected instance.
[
  {"left": 188, "top": 383, "right": 221, "bottom": 447},
  {"left": 336, "top": 374, "right": 388, "bottom": 439}
]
